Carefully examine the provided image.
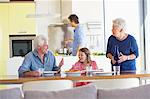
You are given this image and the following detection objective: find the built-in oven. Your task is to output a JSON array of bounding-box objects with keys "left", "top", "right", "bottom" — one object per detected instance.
[{"left": 9, "top": 35, "right": 36, "bottom": 57}]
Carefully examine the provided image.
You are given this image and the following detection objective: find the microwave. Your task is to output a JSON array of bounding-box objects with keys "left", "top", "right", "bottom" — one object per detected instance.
[{"left": 9, "top": 35, "right": 36, "bottom": 57}]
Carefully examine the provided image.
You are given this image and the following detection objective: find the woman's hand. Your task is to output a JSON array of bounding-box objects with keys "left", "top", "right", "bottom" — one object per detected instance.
[
  {"left": 111, "top": 56, "right": 117, "bottom": 65},
  {"left": 118, "top": 53, "right": 128, "bottom": 63},
  {"left": 107, "top": 53, "right": 117, "bottom": 65}
]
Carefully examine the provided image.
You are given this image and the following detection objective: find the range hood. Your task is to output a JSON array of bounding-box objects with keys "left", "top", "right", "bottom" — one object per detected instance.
[{"left": 26, "top": 13, "right": 61, "bottom": 18}]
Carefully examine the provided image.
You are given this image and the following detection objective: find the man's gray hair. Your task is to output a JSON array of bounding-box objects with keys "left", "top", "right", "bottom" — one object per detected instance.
[
  {"left": 34, "top": 35, "right": 48, "bottom": 49},
  {"left": 113, "top": 18, "right": 126, "bottom": 30}
]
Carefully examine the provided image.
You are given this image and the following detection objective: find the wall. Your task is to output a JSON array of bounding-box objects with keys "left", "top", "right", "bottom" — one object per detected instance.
[
  {"left": 61, "top": 0, "right": 72, "bottom": 20},
  {"left": 61, "top": 0, "right": 103, "bottom": 23},
  {"left": 72, "top": 0, "right": 103, "bottom": 23},
  {"left": 36, "top": 0, "right": 61, "bottom": 36},
  {"left": 0, "top": 28, "right": 2, "bottom": 59},
  {"left": 48, "top": 25, "right": 65, "bottom": 52}
]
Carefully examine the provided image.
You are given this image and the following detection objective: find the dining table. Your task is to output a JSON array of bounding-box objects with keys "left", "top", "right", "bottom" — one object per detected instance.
[{"left": 1, "top": 71, "right": 150, "bottom": 85}]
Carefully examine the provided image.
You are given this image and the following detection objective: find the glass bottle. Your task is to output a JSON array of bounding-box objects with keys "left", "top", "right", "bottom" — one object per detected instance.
[
  {"left": 63, "top": 47, "right": 68, "bottom": 55},
  {"left": 113, "top": 45, "right": 120, "bottom": 75}
]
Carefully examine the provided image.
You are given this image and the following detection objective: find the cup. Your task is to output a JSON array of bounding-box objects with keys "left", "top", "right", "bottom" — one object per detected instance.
[
  {"left": 38, "top": 68, "right": 44, "bottom": 76},
  {"left": 86, "top": 65, "right": 92, "bottom": 76},
  {"left": 113, "top": 66, "right": 120, "bottom": 75}
]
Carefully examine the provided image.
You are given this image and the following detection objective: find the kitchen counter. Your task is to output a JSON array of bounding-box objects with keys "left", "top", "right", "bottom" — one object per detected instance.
[{"left": 6, "top": 56, "right": 111, "bottom": 76}]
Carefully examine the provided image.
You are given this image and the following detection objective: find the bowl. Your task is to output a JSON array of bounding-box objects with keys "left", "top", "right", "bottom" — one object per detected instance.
[
  {"left": 43, "top": 71, "right": 57, "bottom": 77},
  {"left": 43, "top": 73, "right": 55, "bottom": 77}
]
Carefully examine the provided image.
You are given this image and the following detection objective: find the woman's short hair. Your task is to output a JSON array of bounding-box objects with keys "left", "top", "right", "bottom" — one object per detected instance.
[
  {"left": 113, "top": 18, "right": 126, "bottom": 30},
  {"left": 34, "top": 35, "right": 48, "bottom": 49},
  {"left": 79, "top": 47, "right": 91, "bottom": 63},
  {"left": 68, "top": 14, "right": 79, "bottom": 24}
]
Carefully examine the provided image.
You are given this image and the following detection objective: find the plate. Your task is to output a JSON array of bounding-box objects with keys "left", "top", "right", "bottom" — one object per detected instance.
[
  {"left": 43, "top": 71, "right": 58, "bottom": 77},
  {"left": 82, "top": 69, "right": 104, "bottom": 73},
  {"left": 93, "top": 71, "right": 114, "bottom": 76},
  {"left": 65, "top": 71, "right": 82, "bottom": 77},
  {"left": 43, "top": 73, "right": 55, "bottom": 77},
  {"left": 43, "top": 71, "right": 58, "bottom": 74}
]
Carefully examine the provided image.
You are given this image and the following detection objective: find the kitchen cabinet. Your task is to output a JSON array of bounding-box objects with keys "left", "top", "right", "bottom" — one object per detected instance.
[
  {"left": 0, "top": 0, "right": 9, "bottom": 2},
  {"left": 10, "top": 0, "right": 34, "bottom": 1},
  {"left": 0, "top": 3, "right": 9, "bottom": 75},
  {"left": 9, "top": 3, "right": 36, "bottom": 34},
  {"left": 0, "top": 0, "right": 34, "bottom": 2}
]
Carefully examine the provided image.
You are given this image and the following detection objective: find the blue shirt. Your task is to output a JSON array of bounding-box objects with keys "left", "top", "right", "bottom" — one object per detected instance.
[
  {"left": 18, "top": 49, "right": 59, "bottom": 77},
  {"left": 72, "top": 24, "right": 86, "bottom": 56},
  {"left": 106, "top": 35, "right": 139, "bottom": 71}
]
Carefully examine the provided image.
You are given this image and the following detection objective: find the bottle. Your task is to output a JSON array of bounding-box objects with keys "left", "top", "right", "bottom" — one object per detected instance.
[
  {"left": 113, "top": 45, "right": 120, "bottom": 75},
  {"left": 63, "top": 47, "right": 68, "bottom": 55}
]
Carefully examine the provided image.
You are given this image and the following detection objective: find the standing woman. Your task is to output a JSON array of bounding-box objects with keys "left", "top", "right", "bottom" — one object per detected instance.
[
  {"left": 106, "top": 18, "right": 139, "bottom": 71},
  {"left": 68, "top": 14, "right": 86, "bottom": 56}
]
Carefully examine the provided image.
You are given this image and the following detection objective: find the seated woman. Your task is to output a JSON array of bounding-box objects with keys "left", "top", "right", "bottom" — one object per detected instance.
[{"left": 69, "top": 47, "right": 98, "bottom": 87}]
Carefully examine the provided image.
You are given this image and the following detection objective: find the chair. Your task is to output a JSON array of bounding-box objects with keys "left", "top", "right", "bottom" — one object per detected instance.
[
  {"left": 6, "top": 57, "right": 24, "bottom": 89},
  {"left": 22, "top": 80, "right": 73, "bottom": 92},
  {"left": 7, "top": 57, "right": 24, "bottom": 76},
  {"left": 78, "top": 78, "right": 139, "bottom": 89}
]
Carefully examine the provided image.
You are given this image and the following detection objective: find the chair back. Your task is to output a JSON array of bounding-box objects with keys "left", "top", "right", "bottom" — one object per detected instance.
[
  {"left": 22, "top": 80, "right": 73, "bottom": 92},
  {"left": 7, "top": 57, "right": 24, "bottom": 76}
]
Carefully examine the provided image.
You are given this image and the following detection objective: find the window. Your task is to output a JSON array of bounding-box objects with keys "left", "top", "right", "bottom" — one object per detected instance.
[{"left": 144, "top": 0, "right": 150, "bottom": 71}]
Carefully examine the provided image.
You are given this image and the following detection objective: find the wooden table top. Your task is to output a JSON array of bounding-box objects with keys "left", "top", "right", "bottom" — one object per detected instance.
[{"left": 1, "top": 71, "right": 150, "bottom": 84}]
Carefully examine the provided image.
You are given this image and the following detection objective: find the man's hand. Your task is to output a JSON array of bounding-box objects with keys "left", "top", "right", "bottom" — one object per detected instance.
[{"left": 24, "top": 71, "right": 41, "bottom": 77}]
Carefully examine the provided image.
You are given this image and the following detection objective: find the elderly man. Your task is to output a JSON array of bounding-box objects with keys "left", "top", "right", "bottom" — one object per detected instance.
[{"left": 18, "top": 35, "right": 63, "bottom": 77}]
